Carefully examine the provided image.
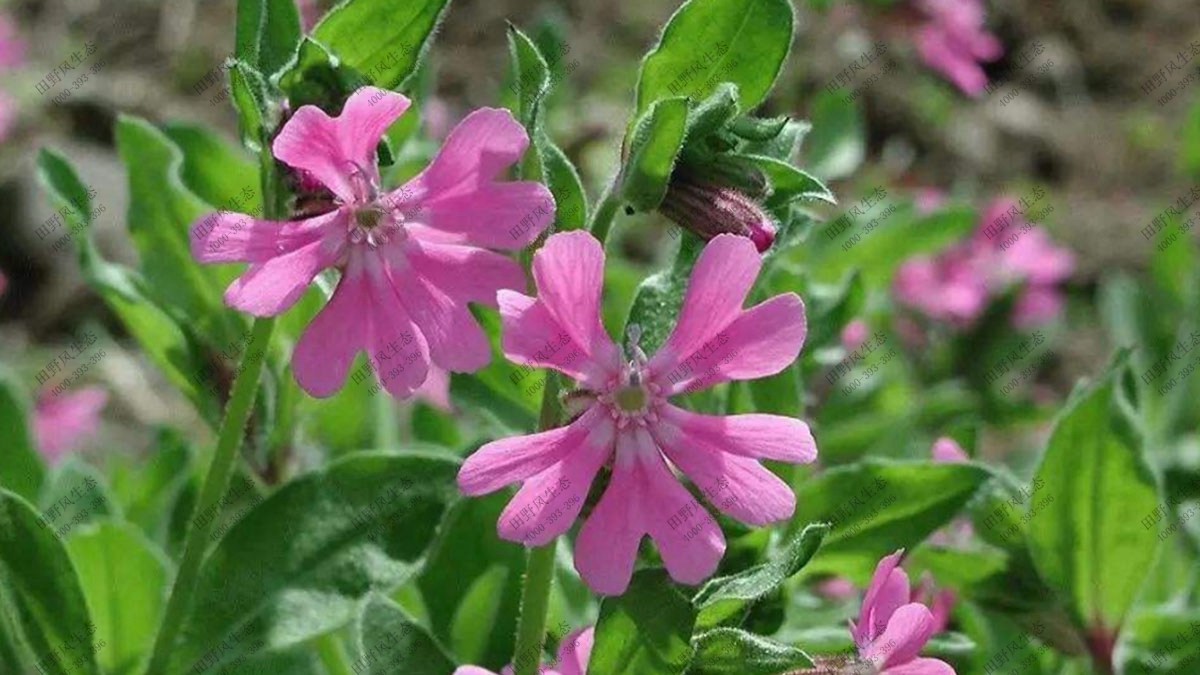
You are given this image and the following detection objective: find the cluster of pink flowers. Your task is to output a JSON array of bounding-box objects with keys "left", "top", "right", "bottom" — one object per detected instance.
[
  {"left": 893, "top": 197, "right": 1074, "bottom": 329},
  {"left": 912, "top": 0, "right": 1002, "bottom": 96},
  {"left": 189, "top": 86, "right": 819, "bottom": 597}
]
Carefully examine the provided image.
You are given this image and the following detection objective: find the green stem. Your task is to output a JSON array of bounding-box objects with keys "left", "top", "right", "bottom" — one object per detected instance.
[
  {"left": 510, "top": 370, "right": 562, "bottom": 675},
  {"left": 143, "top": 316, "right": 276, "bottom": 674},
  {"left": 512, "top": 541, "right": 559, "bottom": 675},
  {"left": 588, "top": 181, "right": 622, "bottom": 247}
]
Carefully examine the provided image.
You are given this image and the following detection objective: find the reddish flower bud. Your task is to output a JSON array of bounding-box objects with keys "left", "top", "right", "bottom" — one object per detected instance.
[{"left": 658, "top": 176, "right": 776, "bottom": 253}]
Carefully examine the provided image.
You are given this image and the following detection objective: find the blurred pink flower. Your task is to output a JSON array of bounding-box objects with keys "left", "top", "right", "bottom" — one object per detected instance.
[
  {"left": 913, "top": 0, "right": 1002, "bottom": 96},
  {"left": 0, "top": 267, "right": 7, "bottom": 296},
  {"left": 893, "top": 197, "right": 1073, "bottom": 329},
  {"left": 929, "top": 438, "right": 974, "bottom": 548},
  {"left": 297, "top": 0, "right": 321, "bottom": 30},
  {"left": 914, "top": 188, "right": 947, "bottom": 214},
  {"left": 423, "top": 97, "right": 453, "bottom": 141},
  {"left": 931, "top": 436, "right": 968, "bottom": 463},
  {"left": 851, "top": 550, "right": 956, "bottom": 674},
  {"left": 816, "top": 576, "right": 858, "bottom": 600},
  {"left": 458, "top": 232, "right": 816, "bottom": 595},
  {"left": 455, "top": 627, "right": 593, "bottom": 675},
  {"left": 840, "top": 319, "right": 869, "bottom": 352},
  {"left": 32, "top": 387, "right": 108, "bottom": 463},
  {"left": 0, "top": 13, "right": 25, "bottom": 69},
  {"left": 415, "top": 366, "right": 452, "bottom": 411},
  {"left": 190, "top": 87, "right": 553, "bottom": 399}
]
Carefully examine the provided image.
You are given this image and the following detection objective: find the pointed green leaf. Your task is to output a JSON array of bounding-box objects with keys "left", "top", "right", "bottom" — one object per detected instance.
[
  {"left": 235, "top": 0, "right": 302, "bottom": 76},
  {"left": 351, "top": 595, "right": 456, "bottom": 675},
  {"left": 0, "top": 370, "right": 44, "bottom": 502},
  {"left": 313, "top": 0, "right": 451, "bottom": 90},
  {"left": 635, "top": 0, "right": 794, "bottom": 116},
  {"left": 0, "top": 488, "right": 100, "bottom": 675},
  {"left": 1027, "top": 356, "right": 1161, "bottom": 632},
  {"left": 694, "top": 523, "right": 827, "bottom": 629},
  {"left": 689, "top": 628, "right": 812, "bottom": 674},
  {"left": 167, "top": 452, "right": 461, "bottom": 673},
  {"left": 621, "top": 97, "right": 688, "bottom": 212},
  {"left": 65, "top": 523, "right": 169, "bottom": 675},
  {"left": 587, "top": 570, "right": 697, "bottom": 675}
]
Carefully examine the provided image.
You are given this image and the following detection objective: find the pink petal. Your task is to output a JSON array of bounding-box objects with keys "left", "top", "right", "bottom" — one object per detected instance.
[
  {"left": 404, "top": 108, "right": 553, "bottom": 249},
  {"left": 863, "top": 603, "right": 937, "bottom": 670},
  {"left": 458, "top": 408, "right": 608, "bottom": 496},
  {"left": 404, "top": 238, "right": 526, "bottom": 306},
  {"left": 189, "top": 209, "right": 338, "bottom": 264},
  {"left": 272, "top": 87, "right": 411, "bottom": 202},
  {"left": 914, "top": 26, "right": 989, "bottom": 96},
  {"left": 292, "top": 257, "right": 430, "bottom": 398},
  {"left": 1012, "top": 285, "right": 1064, "bottom": 328},
  {"left": 659, "top": 405, "right": 818, "bottom": 464},
  {"left": 656, "top": 433, "right": 796, "bottom": 526},
  {"left": 575, "top": 429, "right": 725, "bottom": 594},
  {"left": 556, "top": 627, "right": 594, "bottom": 675},
  {"left": 654, "top": 294, "right": 806, "bottom": 395},
  {"left": 497, "top": 418, "right": 612, "bottom": 546},
  {"left": 856, "top": 550, "right": 910, "bottom": 647},
  {"left": 530, "top": 232, "right": 621, "bottom": 370},
  {"left": 383, "top": 247, "right": 491, "bottom": 373},
  {"left": 655, "top": 234, "right": 761, "bottom": 366},
  {"left": 32, "top": 387, "right": 107, "bottom": 463},
  {"left": 498, "top": 290, "right": 620, "bottom": 390},
  {"left": 453, "top": 668, "right": 500, "bottom": 675},
  {"left": 931, "top": 437, "right": 968, "bottom": 463},
  {"left": 415, "top": 367, "right": 452, "bottom": 411},
  {"left": 882, "top": 657, "right": 957, "bottom": 675}
]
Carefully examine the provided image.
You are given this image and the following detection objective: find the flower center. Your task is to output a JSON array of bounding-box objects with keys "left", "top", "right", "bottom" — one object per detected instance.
[
  {"left": 613, "top": 385, "right": 646, "bottom": 411},
  {"left": 595, "top": 323, "right": 663, "bottom": 428}
]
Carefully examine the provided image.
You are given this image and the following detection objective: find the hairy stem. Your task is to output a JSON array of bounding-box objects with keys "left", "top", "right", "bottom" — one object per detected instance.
[
  {"left": 143, "top": 316, "right": 276, "bottom": 674},
  {"left": 588, "top": 181, "right": 622, "bottom": 246}
]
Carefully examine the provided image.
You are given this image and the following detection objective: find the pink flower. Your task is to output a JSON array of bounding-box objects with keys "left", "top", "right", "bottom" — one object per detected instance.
[
  {"left": 815, "top": 576, "right": 858, "bottom": 600},
  {"left": 931, "top": 436, "right": 968, "bottom": 463},
  {"left": 0, "top": 13, "right": 25, "bottom": 70},
  {"left": 840, "top": 319, "right": 869, "bottom": 352},
  {"left": 32, "top": 387, "right": 108, "bottom": 463},
  {"left": 893, "top": 198, "right": 1073, "bottom": 329},
  {"left": 0, "top": 267, "right": 7, "bottom": 296},
  {"left": 851, "top": 550, "right": 956, "bottom": 674},
  {"left": 914, "top": 188, "right": 947, "bottom": 214},
  {"left": 913, "top": 0, "right": 1002, "bottom": 96},
  {"left": 297, "top": 1, "right": 321, "bottom": 30},
  {"left": 892, "top": 244, "right": 990, "bottom": 326},
  {"left": 930, "top": 438, "right": 974, "bottom": 547},
  {"left": 190, "top": 87, "right": 553, "bottom": 399},
  {"left": 415, "top": 366, "right": 453, "bottom": 411},
  {"left": 455, "top": 627, "right": 593, "bottom": 675},
  {"left": 458, "top": 232, "right": 816, "bottom": 594}
]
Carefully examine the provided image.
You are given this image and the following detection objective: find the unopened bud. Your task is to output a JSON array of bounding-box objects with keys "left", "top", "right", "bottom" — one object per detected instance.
[{"left": 658, "top": 177, "right": 776, "bottom": 253}]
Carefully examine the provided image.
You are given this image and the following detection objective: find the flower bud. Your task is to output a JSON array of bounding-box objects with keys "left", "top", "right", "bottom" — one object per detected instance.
[{"left": 658, "top": 174, "right": 777, "bottom": 252}]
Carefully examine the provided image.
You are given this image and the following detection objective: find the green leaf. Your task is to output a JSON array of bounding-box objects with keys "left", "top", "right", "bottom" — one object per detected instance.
[
  {"left": 235, "top": 0, "right": 302, "bottom": 76},
  {"left": 685, "top": 83, "right": 741, "bottom": 140},
  {"left": 1120, "top": 608, "right": 1200, "bottom": 675},
  {"left": 419, "top": 493, "right": 525, "bottom": 669},
  {"left": 806, "top": 205, "right": 977, "bottom": 287},
  {"left": 0, "top": 488, "right": 100, "bottom": 675},
  {"left": 0, "top": 370, "right": 44, "bottom": 502},
  {"left": 227, "top": 59, "right": 275, "bottom": 149},
  {"left": 688, "top": 628, "right": 812, "bottom": 674},
  {"left": 506, "top": 24, "right": 588, "bottom": 231},
  {"left": 803, "top": 89, "right": 864, "bottom": 181},
  {"left": 162, "top": 123, "right": 263, "bottom": 218},
  {"left": 107, "top": 429, "right": 195, "bottom": 542},
  {"left": 787, "top": 460, "right": 992, "bottom": 580},
  {"left": 64, "top": 523, "right": 169, "bottom": 675},
  {"left": 694, "top": 523, "right": 827, "bottom": 629},
  {"left": 35, "top": 148, "right": 221, "bottom": 423},
  {"left": 1027, "top": 356, "right": 1161, "bottom": 632},
  {"left": 116, "top": 116, "right": 245, "bottom": 348},
  {"left": 167, "top": 452, "right": 461, "bottom": 673},
  {"left": 587, "top": 570, "right": 697, "bottom": 675},
  {"left": 350, "top": 595, "right": 457, "bottom": 675},
  {"left": 38, "top": 458, "right": 118, "bottom": 536},
  {"left": 733, "top": 154, "right": 835, "bottom": 207},
  {"left": 624, "top": 232, "right": 705, "bottom": 356},
  {"left": 277, "top": 37, "right": 371, "bottom": 113},
  {"left": 450, "top": 308, "right": 542, "bottom": 433},
  {"left": 313, "top": 0, "right": 451, "bottom": 90},
  {"left": 635, "top": 0, "right": 794, "bottom": 116},
  {"left": 621, "top": 97, "right": 689, "bottom": 212}
]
